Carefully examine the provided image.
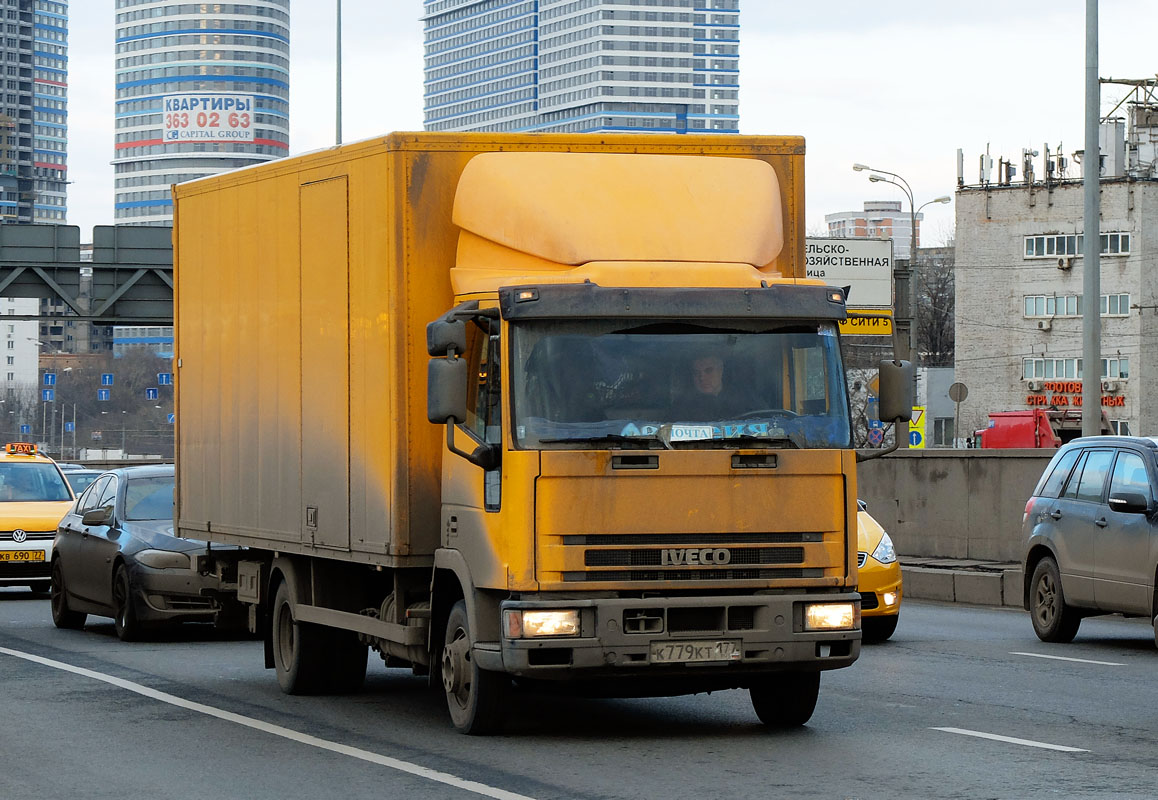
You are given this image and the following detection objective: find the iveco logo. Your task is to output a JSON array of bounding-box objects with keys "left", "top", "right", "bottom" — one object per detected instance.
[
  {"left": 660, "top": 548, "right": 732, "bottom": 566},
  {"left": 11, "top": 529, "right": 26, "bottom": 543}
]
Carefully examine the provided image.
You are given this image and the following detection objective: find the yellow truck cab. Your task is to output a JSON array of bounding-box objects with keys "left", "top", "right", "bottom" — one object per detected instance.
[
  {"left": 0, "top": 442, "right": 74, "bottom": 592},
  {"left": 174, "top": 133, "right": 912, "bottom": 734}
]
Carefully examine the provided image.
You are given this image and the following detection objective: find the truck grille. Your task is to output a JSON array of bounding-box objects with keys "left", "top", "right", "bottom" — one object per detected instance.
[
  {"left": 560, "top": 530, "right": 837, "bottom": 584},
  {"left": 585, "top": 547, "right": 804, "bottom": 568},
  {"left": 565, "top": 568, "right": 823, "bottom": 582}
]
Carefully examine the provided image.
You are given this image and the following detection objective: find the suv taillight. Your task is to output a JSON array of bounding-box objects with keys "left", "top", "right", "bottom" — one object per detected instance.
[{"left": 1023, "top": 497, "right": 1035, "bottom": 524}]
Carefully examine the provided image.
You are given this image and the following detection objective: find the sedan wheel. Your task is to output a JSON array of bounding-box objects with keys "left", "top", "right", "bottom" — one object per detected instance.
[
  {"left": 112, "top": 564, "right": 143, "bottom": 642},
  {"left": 50, "top": 559, "right": 86, "bottom": 630},
  {"left": 1030, "top": 557, "right": 1081, "bottom": 643}
]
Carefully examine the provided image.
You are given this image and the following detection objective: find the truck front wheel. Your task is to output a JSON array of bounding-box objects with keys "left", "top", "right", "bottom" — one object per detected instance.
[
  {"left": 750, "top": 671, "right": 820, "bottom": 727},
  {"left": 272, "top": 580, "right": 327, "bottom": 694},
  {"left": 441, "top": 600, "right": 507, "bottom": 734}
]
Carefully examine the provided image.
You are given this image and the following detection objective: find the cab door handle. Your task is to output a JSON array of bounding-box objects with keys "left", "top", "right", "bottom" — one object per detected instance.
[
  {"left": 1095, "top": 517, "right": 1109, "bottom": 528},
  {"left": 1050, "top": 510, "right": 1063, "bottom": 520}
]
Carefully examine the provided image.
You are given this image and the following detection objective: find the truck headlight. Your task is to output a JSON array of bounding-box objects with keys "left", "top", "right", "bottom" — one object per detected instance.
[
  {"left": 871, "top": 532, "right": 897, "bottom": 565},
  {"left": 803, "top": 602, "right": 857, "bottom": 631},
  {"left": 135, "top": 549, "right": 191, "bottom": 570},
  {"left": 504, "top": 609, "right": 580, "bottom": 639}
]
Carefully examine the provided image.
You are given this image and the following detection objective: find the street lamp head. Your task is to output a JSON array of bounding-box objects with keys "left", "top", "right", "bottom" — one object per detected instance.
[
  {"left": 932, "top": 196, "right": 952, "bottom": 204},
  {"left": 868, "top": 175, "right": 886, "bottom": 183},
  {"left": 852, "top": 163, "right": 871, "bottom": 172}
]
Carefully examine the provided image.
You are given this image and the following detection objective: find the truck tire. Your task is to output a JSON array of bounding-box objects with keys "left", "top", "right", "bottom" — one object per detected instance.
[
  {"left": 441, "top": 600, "right": 507, "bottom": 734},
  {"left": 1029, "top": 557, "right": 1081, "bottom": 643},
  {"left": 271, "top": 580, "right": 328, "bottom": 694},
  {"left": 750, "top": 671, "right": 821, "bottom": 727}
]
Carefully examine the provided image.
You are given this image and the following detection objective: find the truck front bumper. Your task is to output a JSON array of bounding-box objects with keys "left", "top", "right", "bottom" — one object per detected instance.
[{"left": 482, "top": 592, "right": 860, "bottom": 685}]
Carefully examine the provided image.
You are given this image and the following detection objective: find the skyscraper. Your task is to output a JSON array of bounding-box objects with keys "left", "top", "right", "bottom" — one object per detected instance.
[
  {"left": 112, "top": 1, "right": 290, "bottom": 225},
  {"left": 0, "top": 1, "right": 68, "bottom": 224},
  {"left": 423, "top": 0, "right": 739, "bottom": 134}
]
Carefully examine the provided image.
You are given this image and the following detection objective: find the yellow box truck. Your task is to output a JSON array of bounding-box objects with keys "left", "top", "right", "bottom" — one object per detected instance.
[{"left": 173, "top": 132, "right": 911, "bottom": 734}]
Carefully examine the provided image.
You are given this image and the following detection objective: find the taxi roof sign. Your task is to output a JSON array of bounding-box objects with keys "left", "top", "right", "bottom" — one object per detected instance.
[{"left": 6, "top": 442, "right": 36, "bottom": 455}]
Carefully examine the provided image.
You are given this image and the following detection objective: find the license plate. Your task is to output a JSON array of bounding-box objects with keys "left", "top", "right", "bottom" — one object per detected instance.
[
  {"left": 650, "top": 639, "right": 741, "bottom": 664},
  {"left": 0, "top": 550, "right": 45, "bottom": 562}
]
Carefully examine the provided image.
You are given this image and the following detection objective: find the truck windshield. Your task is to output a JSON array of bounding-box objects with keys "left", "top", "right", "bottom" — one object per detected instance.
[{"left": 510, "top": 319, "right": 851, "bottom": 449}]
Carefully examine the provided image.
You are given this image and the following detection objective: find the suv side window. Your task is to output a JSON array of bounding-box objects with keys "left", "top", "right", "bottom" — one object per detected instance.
[
  {"left": 1108, "top": 451, "right": 1152, "bottom": 503},
  {"left": 1074, "top": 449, "right": 1114, "bottom": 502},
  {"left": 1039, "top": 448, "right": 1081, "bottom": 498},
  {"left": 1061, "top": 451, "right": 1089, "bottom": 499}
]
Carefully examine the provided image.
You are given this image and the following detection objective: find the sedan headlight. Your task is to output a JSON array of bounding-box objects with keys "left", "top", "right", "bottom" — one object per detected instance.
[
  {"left": 134, "top": 549, "right": 191, "bottom": 570},
  {"left": 504, "top": 609, "right": 580, "bottom": 639},
  {"left": 871, "top": 532, "right": 897, "bottom": 565},
  {"left": 803, "top": 602, "right": 858, "bottom": 631}
]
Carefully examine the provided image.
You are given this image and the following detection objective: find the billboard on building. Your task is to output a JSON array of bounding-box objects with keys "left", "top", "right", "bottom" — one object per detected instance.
[
  {"left": 163, "top": 94, "right": 255, "bottom": 143},
  {"left": 804, "top": 238, "right": 892, "bottom": 308}
]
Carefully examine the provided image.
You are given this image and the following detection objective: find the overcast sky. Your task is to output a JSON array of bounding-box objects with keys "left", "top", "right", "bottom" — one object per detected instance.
[{"left": 69, "top": 1, "right": 1157, "bottom": 244}]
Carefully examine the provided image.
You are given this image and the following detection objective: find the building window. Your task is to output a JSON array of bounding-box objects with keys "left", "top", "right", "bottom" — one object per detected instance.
[
  {"left": 1023, "top": 293, "right": 1129, "bottom": 318},
  {"left": 1024, "top": 232, "right": 1131, "bottom": 258},
  {"left": 933, "top": 417, "right": 955, "bottom": 446},
  {"left": 1022, "top": 356, "right": 1129, "bottom": 379},
  {"left": 1102, "top": 358, "right": 1129, "bottom": 379},
  {"left": 1111, "top": 420, "right": 1132, "bottom": 436}
]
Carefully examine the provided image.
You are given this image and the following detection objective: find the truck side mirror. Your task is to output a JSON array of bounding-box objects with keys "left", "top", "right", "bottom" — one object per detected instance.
[
  {"left": 427, "top": 356, "right": 468, "bottom": 424},
  {"left": 426, "top": 318, "right": 466, "bottom": 358},
  {"left": 877, "top": 360, "right": 914, "bottom": 423}
]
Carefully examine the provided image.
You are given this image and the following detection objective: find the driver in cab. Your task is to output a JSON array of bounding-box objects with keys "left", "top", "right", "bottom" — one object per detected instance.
[{"left": 679, "top": 354, "right": 747, "bottom": 421}]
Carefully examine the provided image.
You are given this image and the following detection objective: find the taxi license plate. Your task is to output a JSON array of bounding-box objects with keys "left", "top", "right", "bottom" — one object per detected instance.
[
  {"left": 650, "top": 639, "right": 741, "bottom": 664},
  {"left": 0, "top": 550, "right": 45, "bottom": 562}
]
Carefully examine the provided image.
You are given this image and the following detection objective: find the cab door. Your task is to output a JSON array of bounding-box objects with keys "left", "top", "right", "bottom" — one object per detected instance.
[{"left": 1094, "top": 449, "right": 1154, "bottom": 614}]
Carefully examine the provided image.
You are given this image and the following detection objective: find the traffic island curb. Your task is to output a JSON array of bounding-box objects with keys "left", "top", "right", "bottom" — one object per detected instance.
[{"left": 900, "top": 563, "right": 1024, "bottom": 607}]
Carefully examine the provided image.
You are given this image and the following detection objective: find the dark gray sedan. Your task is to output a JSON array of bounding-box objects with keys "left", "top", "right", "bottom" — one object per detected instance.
[{"left": 49, "top": 464, "right": 223, "bottom": 641}]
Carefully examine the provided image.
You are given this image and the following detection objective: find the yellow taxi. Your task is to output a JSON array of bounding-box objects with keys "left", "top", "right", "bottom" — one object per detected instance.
[
  {"left": 0, "top": 443, "right": 75, "bottom": 592},
  {"left": 857, "top": 499, "right": 902, "bottom": 642}
]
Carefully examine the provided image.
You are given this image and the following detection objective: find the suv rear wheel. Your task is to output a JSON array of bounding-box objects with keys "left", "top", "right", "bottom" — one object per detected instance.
[{"left": 1030, "top": 557, "right": 1081, "bottom": 643}]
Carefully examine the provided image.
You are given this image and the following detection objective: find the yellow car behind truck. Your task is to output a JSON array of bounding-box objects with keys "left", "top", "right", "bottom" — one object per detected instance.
[{"left": 174, "top": 132, "right": 912, "bottom": 734}]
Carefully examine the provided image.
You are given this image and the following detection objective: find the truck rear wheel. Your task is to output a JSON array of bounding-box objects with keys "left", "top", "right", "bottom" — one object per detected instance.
[
  {"left": 441, "top": 600, "right": 507, "bottom": 735},
  {"left": 272, "top": 580, "right": 328, "bottom": 694},
  {"left": 750, "top": 671, "right": 820, "bottom": 727}
]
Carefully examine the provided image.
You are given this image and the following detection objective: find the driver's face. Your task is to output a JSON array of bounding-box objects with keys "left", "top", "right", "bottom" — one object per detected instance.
[{"left": 692, "top": 356, "right": 724, "bottom": 396}]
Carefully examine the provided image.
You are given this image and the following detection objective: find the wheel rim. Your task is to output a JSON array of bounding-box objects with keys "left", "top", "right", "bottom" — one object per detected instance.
[
  {"left": 1034, "top": 571, "right": 1057, "bottom": 628},
  {"left": 276, "top": 600, "right": 295, "bottom": 670},
  {"left": 442, "top": 625, "right": 471, "bottom": 712}
]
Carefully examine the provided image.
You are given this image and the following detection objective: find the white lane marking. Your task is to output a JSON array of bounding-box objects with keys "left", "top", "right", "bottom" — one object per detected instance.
[
  {"left": 0, "top": 646, "right": 535, "bottom": 800},
  {"left": 1011, "top": 651, "right": 1125, "bottom": 667},
  {"left": 931, "top": 727, "right": 1088, "bottom": 753}
]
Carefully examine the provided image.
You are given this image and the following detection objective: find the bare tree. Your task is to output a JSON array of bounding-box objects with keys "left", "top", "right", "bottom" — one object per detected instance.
[{"left": 915, "top": 246, "right": 955, "bottom": 367}]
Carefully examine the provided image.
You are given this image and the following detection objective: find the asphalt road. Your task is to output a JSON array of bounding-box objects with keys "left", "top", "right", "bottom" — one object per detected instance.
[{"left": 2, "top": 588, "right": 1157, "bottom": 800}]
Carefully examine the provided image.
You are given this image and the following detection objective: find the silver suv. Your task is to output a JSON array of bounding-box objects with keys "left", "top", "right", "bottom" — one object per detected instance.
[{"left": 1023, "top": 436, "right": 1158, "bottom": 646}]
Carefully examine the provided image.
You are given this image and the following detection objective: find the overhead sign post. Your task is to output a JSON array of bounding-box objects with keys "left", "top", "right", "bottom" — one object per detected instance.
[{"left": 807, "top": 238, "right": 894, "bottom": 337}]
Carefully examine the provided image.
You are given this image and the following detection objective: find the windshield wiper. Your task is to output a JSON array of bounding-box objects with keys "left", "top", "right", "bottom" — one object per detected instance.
[
  {"left": 668, "top": 434, "right": 801, "bottom": 449},
  {"left": 537, "top": 434, "right": 659, "bottom": 449}
]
